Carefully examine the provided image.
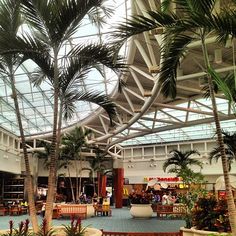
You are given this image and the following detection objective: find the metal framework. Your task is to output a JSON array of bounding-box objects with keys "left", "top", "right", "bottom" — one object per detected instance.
[{"left": 0, "top": 0, "right": 235, "bottom": 159}]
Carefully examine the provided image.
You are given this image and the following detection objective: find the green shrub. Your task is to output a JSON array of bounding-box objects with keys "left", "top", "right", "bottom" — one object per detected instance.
[
  {"left": 192, "top": 195, "right": 231, "bottom": 232},
  {"left": 2, "top": 219, "right": 32, "bottom": 236},
  {"left": 0, "top": 217, "right": 88, "bottom": 236},
  {"left": 63, "top": 216, "right": 89, "bottom": 236}
]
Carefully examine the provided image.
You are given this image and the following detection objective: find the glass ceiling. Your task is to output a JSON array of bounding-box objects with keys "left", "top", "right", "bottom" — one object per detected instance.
[
  {"left": 120, "top": 97, "right": 236, "bottom": 146},
  {"left": 0, "top": 0, "right": 130, "bottom": 136}
]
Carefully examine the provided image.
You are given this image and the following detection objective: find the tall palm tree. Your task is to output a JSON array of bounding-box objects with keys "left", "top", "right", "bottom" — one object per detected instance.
[
  {"left": 163, "top": 150, "right": 204, "bottom": 228},
  {"left": 0, "top": 0, "right": 125, "bottom": 228},
  {"left": 163, "top": 149, "right": 202, "bottom": 173},
  {"left": 0, "top": 0, "right": 39, "bottom": 232},
  {"left": 115, "top": 0, "right": 236, "bottom": 232},
  {"left": 88, "top": 146, "right": 112, "bottom": 196},
  {"left": 61, "top": 126, "right": 92, "bottom": 202},
  {"left": 209, "top": 130, "right": 236, "bottom": 171},
  {"left": 34, "top": 141, "right": 68, "bottom": 189}
]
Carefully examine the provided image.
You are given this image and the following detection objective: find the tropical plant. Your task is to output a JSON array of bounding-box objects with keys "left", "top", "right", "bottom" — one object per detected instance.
[
  {"left": 115, "top": 0, "right": 236, "bottom": 233},
  {"left": 128, "top": 192, "right": 152, "bottom": 205},
  {"left": 0, "top": 0, "right": 125, "bottom": 229},
  {"left": 2, "top": 219, "right": 32, "bottom": 236},
  {"left": 0, "top": 0, "right": 39, "bottom": 232},
  {"left": 34, "top": 219, "right": 55, "bottom": 236},
  {"left": 177, "top": 168, "right": 207, "bottom": 228},
  {"left": 61, "top": 127, "right": 92, "bottom": 202},
  {"left": 192, "top": 194, "right": 231, "bottom": 232},
  {"left": 34, "top": 141, "right": 68, "bottom": 188},
  {"left": 163, "top": 149, "right": 202, "bottom": 173},
  {"left": 163, "top": 150, "right": 206, "bottom": 228},
  {"left": 88, "top": 146, "right": 113, "bottom": 196},
  {"left": 63, "top": 217, "right": 88, "bottom": 236},
  {"left": 209, "top": 130, "right": 236, "bottom": 171}
]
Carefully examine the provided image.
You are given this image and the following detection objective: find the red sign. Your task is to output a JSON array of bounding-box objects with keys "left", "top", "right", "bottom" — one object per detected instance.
[{"left": 145, "top": 177, "right": 182, "bottom": 182}]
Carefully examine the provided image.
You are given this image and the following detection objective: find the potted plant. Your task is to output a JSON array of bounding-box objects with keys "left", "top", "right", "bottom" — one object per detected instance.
[
  {"left": 129, "top": 192, "right": 153, "bottom": 218},
  {"left": 181, "top": 194, "right": 231, "bottom": 236}
]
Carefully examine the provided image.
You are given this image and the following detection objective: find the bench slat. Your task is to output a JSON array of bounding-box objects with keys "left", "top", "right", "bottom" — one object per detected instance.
[{"left": 57, "top": 205, "right": 87, "bottom": 219}]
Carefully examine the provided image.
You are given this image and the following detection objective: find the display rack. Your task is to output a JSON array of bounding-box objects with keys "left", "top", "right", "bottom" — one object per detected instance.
[{"left": 3, "top": 178, "right": 24, "bottom": 203}]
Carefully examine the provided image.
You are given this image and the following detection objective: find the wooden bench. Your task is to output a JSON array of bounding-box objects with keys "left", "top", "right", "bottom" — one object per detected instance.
[
  {"left": 156, "top": 204, "right": 186, "bottom": 219},
  {"left": 56, "top": 204, "right": 87, "bottom": 219}
]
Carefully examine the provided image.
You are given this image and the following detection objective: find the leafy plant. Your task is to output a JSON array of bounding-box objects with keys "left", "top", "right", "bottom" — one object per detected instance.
[
  {"left": 34, "top": 219, "right": 55, "bottom": 236},
  {"left": 129, "top": 192, "right": 152, "bottom": 204},
  {"left": 176, "top": 168, "right": 207, "bottom": 228},
  {"left": 192, "top": 195, "right": 231, "bottom": 232},
  {"left": 2, "top": 220, "right": 32, "bottom": 236},
  {"left": 63, "top": 217, "right": 89, "bottom": 236}
]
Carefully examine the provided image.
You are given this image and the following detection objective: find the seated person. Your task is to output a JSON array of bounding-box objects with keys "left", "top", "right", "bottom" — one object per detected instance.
[
  {"left": 92, "top": 193, "right": 98, "bottom": 204},
  {"left": 102, "top": 197, "right": 110, "bottom": 216},
  {"left": 20, "top": 200, "right": 28, "bottom": 207}
]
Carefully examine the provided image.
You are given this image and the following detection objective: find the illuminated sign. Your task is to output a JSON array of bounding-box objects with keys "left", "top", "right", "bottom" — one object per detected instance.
[{"left": 144, "top": 177, "right": 182, "bottom": 182}]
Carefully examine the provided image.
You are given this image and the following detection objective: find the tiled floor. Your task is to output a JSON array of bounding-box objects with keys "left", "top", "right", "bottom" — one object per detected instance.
[{"left": 0, "top": 207, "right": 185, "bottom": 233}]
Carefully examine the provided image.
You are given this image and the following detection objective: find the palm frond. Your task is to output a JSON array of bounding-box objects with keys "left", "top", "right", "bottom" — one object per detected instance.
[
  {"left": 159, "top": 33, "right": 192, "bottom": 98},
  {"left": 69, "top": 43, "right": 126, "bottom": 72},
  {"left": 87, "top": 1, "right": 113, "bottom": 28},
  {"left": 174, "top": 0, "right": 216, "bottom": 16},
  {"left": 215, "top": 11, "right": 236, "bottom": 42},
  {"left": 166, "top": 167, "right": 179, "bottom": 174},
  {"left": 22, "top": 0, "right": 111, "bottom": 46},
  {"left": 0, "top": 0, "right": 22, "bottom": 34},
  {"left": 209, "top": 130, "right": 236, "bottom": 171},
  {"left": 30, "top": 67, "right": 52, "bottom": 87},
  {"left": 208, "top": 66, "right": 235, "bottom": 102},
  {"left": 163, "top": 149, "right": 202, "bottom": 172},
  {"left": 114, "top": 11, "right": 177, "bottom": 41},
  {"left": 62, "top": 90, "right": 116, "bottom": 125}
]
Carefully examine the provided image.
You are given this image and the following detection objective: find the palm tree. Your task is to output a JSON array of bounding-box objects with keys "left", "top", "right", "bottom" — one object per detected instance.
[
  {"left": 0, "top": 0, "right": 39, "bottom": 232},
  {"left": 163, "top": 149, "right": 202, "bottom": 173},
  {"left": 61, "top": 126, "right": 92, "bottom": 202},
  {"left": 34, "top": 141, "right": 68, "bottom": 190},
  {"left": 0, "top": 0, "right": 125, "bottom": 228},
  {"left": 90, "top": 145, "right": 112, "bottom": 197},
  {"left": 115, "top": 0, "right": 236, "bottom": 232},
  {"left": 163, "top": 150, "right": 204, "bottom": 228},
  {"left": 209, "top": 130, "right": 236, "bottom": 171}
]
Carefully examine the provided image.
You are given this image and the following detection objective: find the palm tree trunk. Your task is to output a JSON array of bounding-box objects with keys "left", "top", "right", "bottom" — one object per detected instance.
[
  {"left": 67, "top": 165, "right": 75, "bottom": 202},
  {"left": 93, "top": 171, "right": 96, "bottom": 195},
  {"left": 10, "top": 74, "right": 39, "bottom": 233},
  {"left": 53, "top": 101, "right": 64, "bottom": 200},
  {"left": 201, "top": 35, "right": 236, "bottom": 234},
  {"left": 79, "top": 153, "right": 83, "bottom": 197},
  {"left": 45, "top": 50, "right": 59, "bottom": 230},
  {"left": 97, "top": 172, "right": 101, "bottom": 198},
  {"left": 75, "top": 157, "right": 79, "bottom": 202}
]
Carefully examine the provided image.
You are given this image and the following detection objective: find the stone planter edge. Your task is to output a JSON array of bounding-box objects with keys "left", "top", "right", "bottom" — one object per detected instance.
[{"left": 180, "top": 227, "right": 230, "bottom": 236}]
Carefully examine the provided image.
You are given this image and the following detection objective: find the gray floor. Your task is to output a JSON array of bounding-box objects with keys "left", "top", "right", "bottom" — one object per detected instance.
[{"left": 0, "top": 207, "right": 185, "bottom": 233}]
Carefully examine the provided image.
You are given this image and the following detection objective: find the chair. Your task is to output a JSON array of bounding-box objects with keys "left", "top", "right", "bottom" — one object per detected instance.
[
  {"left": 94, "top": 204, "right": 103, "bottom": 216},
  {"left": 21, "top": 206, "right": 28, "bottom": 214},
  {"left": 0, "top": 205, "right": 7, "bottom": 216},
  {"left": 9, "top": 206, "right": 21, "bottom": 216},
  {"left": 102, "top": 205, "right": 112, "bottom": 216}
]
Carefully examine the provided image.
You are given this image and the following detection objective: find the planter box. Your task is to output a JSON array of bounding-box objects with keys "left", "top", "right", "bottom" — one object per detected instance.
[{"left": 180, "top": 227, "right": 230, "bottom": 236}]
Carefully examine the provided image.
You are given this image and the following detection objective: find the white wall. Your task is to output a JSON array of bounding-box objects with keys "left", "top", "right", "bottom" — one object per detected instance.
[
  {"left": 122, "top": 139, "right": 236, "bottom": 185},
  {"left": 0, "top": 150, "right": 21, "bottom": 174}
]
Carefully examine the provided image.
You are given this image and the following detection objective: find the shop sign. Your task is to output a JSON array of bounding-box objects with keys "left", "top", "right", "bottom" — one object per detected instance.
[{"left": 144, "top": 176, "right": 182, "bottom": 182}]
